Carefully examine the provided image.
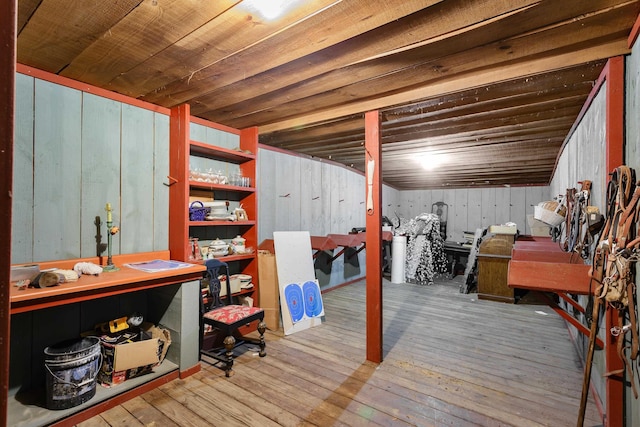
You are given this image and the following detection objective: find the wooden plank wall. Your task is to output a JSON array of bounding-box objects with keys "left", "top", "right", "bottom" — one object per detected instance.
[
  {"left": 258, "top": 147, "right": 389, "bottom": 288},
  {"left": 12, "top": 73, "right": 170, "bottom": 264},
  {"left": 551, "top": 87, "right": 607, "bottom": 210},
  {"left": 12, "top": 74, "right": 34, "bottom": 262},
  {"left": 256, "top": 146, "right": 547, "bottom": 286},
  {"left": 258, "top": 148, "right": 379, "bottom": 242},
  {"left": 549, "top": 72, "right": 608, "bottom": 417},
  {"left": 625, "top": 39, "right": 640, "bottom": 426},
  {"left": 397, "top": 185, "right": 548, "bottom": 242},
  {"left": 189, "top": 122, "right": 241, "bottom": 179}
]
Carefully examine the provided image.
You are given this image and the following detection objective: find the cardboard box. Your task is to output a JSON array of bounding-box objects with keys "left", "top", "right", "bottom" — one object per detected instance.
[
  {"left": 258, "top": 250, "right": 281, "bottom": 330},
  {"left": 488, "top": 224, "right": 517, "bottom": 235},
  {"left": 97, "top": 323, "right": 171, "bottom": 387}
]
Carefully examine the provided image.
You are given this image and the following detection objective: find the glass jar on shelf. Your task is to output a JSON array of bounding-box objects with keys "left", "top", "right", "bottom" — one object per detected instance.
[{"left": 218, "top": 170, "right": 228, "bottom": 185}]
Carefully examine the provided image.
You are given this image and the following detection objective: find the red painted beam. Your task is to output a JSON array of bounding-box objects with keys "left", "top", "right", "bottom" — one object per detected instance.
[
  {"left": 605, "top": 57, "right": 625, "bottom": 174},
  {"left": 603, "top": 57, "right": 625, "bottom": 427},
  {"left": 365, "top": 110, "right": 383, "bottom": 363},
  {"left": 539, "top": 293, "right": 604, "bottom": 349},
  {"left": 629, "top": 11, "right": 640, "bottom": 48},
  {"left": 17, "top": 64, "right": 170, "bottom": 115},
  {"left": 0, "top": 1, "right": 16, "bottom": 425},
  {"left": 168, "top": 104, "right": 191, "bottom": 261}
]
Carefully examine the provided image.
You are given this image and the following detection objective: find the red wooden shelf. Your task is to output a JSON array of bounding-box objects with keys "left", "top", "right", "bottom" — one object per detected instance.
[
  {"left": 188, "top": 220, "right": 256, "bottom": 227},
  {"left": 188, "top": 180, "right": 255, "bottom": 193},
  {"left": 197, "top": 253, "right": 256, "bottom": 263},
  {"left": 189, "top": 140, "right": 255, "bottom": 163}
]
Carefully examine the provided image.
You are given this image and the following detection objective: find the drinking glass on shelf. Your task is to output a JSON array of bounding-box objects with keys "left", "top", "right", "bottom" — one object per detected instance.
[{"left": 205, "top": 168, "right": 215, "bottom": 183}]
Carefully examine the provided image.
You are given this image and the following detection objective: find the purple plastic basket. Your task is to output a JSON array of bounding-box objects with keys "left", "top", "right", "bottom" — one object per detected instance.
[{"left": 189, "top": 201, "right": 209, "bottom": 221}]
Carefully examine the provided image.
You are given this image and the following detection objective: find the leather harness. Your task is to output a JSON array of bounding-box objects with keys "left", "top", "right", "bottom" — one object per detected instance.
[
  {"left": 579, "top": 166, "right": 639, "bottom": 426},
  {"left": 593, "top": 167, "right": 639, "bottom": 393},
  {"left": 561, "top": 181, "right": 598, "bottom": 260}
]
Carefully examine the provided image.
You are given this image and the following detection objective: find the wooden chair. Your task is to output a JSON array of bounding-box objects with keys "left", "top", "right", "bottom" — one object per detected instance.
[{"left": 200, "top": 258, "right": 266, "bottom": 377}]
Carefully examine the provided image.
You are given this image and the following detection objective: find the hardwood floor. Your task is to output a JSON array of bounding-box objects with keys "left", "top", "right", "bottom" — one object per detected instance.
[{"left": 78, "top": 277, "right": 603, "bottom": 426}]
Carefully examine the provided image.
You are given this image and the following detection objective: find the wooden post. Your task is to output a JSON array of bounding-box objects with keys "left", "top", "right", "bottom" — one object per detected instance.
[
  {"left": 0, "top": 0, "right": 16, "bottom": 425},
  {"left": 365, "top": 110, "right": 383, "bottom": 363},
  {"left": 168, "top": 104, "right": 191, "bottom": 261},
  {"left": 605, "top": 56, "right": 624, "bottom": 173},
  {"left": 604, "top": 56, "right": 625, "bottom": 427}
]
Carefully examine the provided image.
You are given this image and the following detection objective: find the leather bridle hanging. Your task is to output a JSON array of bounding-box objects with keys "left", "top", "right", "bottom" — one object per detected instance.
[{"left": 579, "top": 166, "right": 640, "bottom": 426}]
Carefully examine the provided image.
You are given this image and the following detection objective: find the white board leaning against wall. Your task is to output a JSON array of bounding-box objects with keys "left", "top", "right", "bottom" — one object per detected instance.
[{"left": 274, "top": 231, "right": 325, "bottom": 335}]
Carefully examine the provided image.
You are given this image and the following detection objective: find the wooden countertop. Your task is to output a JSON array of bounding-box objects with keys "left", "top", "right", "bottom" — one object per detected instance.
[{"left": 10, "top": 251, "right": 206, "bottom": 314}]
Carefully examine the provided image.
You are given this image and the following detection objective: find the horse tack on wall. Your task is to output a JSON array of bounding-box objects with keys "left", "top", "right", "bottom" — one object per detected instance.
[{"left": 578, "top": 165, "right": 640, "bottom": 425}]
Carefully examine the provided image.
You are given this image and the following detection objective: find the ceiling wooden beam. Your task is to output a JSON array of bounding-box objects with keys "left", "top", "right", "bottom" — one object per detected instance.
[
  {"left": 189, "top": 0, "right": 541, "bottom": 117},
  {"left": 140, "top": 0, "right": 441, "bottom": 105},
  {"left": 258, "top": 38, "right": 627, "bottom": 133}
]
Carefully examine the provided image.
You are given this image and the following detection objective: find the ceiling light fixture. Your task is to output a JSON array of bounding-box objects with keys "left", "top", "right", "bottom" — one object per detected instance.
[
  {"left": 244, "top": 0, "right": 294, "bottom": 20},
  {"left": 417, "top": 153, "right": 449, "bottom": 171}
]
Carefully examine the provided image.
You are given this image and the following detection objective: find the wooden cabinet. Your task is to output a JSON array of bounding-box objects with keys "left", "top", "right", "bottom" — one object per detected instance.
[
  {"left": 477, "top": 236, "right": 514, "bottom": 303},
  {"left": 168, "top": 104, "right": 259, "bottom": 305}
]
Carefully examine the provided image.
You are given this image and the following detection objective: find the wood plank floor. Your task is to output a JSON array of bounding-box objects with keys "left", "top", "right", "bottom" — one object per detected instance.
[{"left": 78, "top": 277, "right": 603, "bottom": 426}]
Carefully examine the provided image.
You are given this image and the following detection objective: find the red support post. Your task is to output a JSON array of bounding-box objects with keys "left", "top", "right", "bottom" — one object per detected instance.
[
  {"left": 168, "top": 104, "right": 191, "bottom": 261},
  {"left": 0, "top": 1, "right": 16, "bottom": 425},
  {"left": 605, "top": 57, "right": 624, "bottom": 173},
  {"left": 364, "top": 110, "right": 383, "bottom": 363},
  {"left": 604, "top": 56, "right": 625, "bottom": 427}
]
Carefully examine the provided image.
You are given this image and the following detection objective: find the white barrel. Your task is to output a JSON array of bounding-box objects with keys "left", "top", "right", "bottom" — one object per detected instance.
[{"left": 391, "top": 235, "right": 407, "bottom": 284}]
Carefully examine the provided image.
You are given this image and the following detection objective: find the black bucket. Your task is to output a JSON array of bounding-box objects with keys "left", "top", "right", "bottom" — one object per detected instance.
[{"left": 44, "top": 336, "right": 102, "bottom": 410}]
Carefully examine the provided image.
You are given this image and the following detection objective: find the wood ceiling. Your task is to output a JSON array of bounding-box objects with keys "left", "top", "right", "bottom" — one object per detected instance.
[{"left": 16, "top": 0, "right": 639, "bottom": 190}]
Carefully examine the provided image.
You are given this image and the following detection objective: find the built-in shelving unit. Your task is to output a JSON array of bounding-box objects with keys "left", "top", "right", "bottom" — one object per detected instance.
[{"left": 168, "top": 104, "right": 259, "bottom": 305}]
